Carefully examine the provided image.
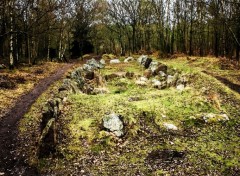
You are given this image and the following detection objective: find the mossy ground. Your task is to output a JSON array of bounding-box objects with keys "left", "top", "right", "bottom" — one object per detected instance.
[{"left": 19, "top": 57, "right": 240, "bottom": 175}]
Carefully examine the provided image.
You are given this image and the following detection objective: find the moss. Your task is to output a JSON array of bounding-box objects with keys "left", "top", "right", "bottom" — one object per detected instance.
[{"left": 18, "top": 56, "right": 240, "bottom": 175}]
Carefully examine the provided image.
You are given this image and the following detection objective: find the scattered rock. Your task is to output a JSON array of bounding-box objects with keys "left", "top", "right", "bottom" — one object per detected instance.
[
  {"left": 86, "top": 58, "right": 104, "bottom": 70},
  {"left": 163, "top": 123, "right": 178, "bottom": 131},
  {"left": 100, "top": 59, "right": 106, "bottom": 65},
  {"left": 149, "top": 62, "right": 168, "bottom": 75},
  {"left": 177, "top": 74, "right": 189, "bottom": 86},
  {"left": 144, "top": 69, "right": 152, "bottom": 79},
  {"left": 138, "top": 55, "right": 148, "bottom": 64},
  {"left": 126, "top": 72, "right": 135, "bottom": 79},
  {"left": 105, "top": 72, "right": 126, "bottom": 81},
  {"left": 59, "top": 79, "right": 81, "bottom": 93},
  {"left": 103, "top": 113, "right": 124, "bottom": 137},
  {"left": 0, "top": 64, "right": 6, "bottom": 69},
  {"left": 152, "top": 79, "right": 161, "bottom": 88},
  {"left": 92, "top": 87, "right": 109, "bottom": 94},
  {"left": 136, "top": 80, "right": 148, "bottom": 86},
  {"left": 144, "top": 58, "right": 152, "bottom": 69},
  {"left": 124, "top": 57, "right": 134, "bottom": 63},
  {"left": 202, "top": 113, "right": 229, "bottom": 123},
  {"left": 167, "top": 73, "right": 179, "bottom": 87},
  {"left": 110, "top": 59, "right": 121, "bottom": 64},
  {"left": 38, "top": 118, "right": 56, "bottom": 158},
  {"left": 176, "top": 84, "right": 185, "bottom": 91}
]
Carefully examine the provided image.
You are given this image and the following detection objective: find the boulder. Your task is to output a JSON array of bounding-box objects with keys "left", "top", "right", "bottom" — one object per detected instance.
[
  {"left": 38, "top": 118, "right": 56, "bottom": 158},
  {"left": 86, "top": 58, "right": 104, "bottom": 70},
  {"left": 59, "top": 79, "right": 81, "bottom": 93},
  {"left": 144, "top": 58, "right": 152, "bottom": 69},
  {"left": 149, "top": 62, "right": 168, "bottom": 75},
  {"left": 138, "top": 55, "right": 148, "bottom": 64},
  {"left": 110, "top": 59, "right": 121, "bottom": 64},
  {"left": 103, "top": 113, "right": 124, "bottom": 137}
]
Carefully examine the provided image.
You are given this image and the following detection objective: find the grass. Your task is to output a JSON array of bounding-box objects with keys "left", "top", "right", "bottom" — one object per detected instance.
[{"left": 18, "top": 56, "right": 240, "bottom": 175}]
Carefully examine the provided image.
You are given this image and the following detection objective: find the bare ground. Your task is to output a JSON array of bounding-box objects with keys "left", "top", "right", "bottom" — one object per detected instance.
[{"left": 0, "top": 63, "right": 75, "bottom": 175}]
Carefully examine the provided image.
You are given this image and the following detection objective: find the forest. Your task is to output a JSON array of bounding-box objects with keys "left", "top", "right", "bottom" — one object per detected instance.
[
  {"left": 0, "top": 0, "right": 240, "bottom": 176},
  {"left": 0, "top": 0, "right": 240, "bottom": 68}
]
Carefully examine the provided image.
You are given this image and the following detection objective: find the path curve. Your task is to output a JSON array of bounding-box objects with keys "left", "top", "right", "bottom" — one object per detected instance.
[{"left": 0, "top": 63, "right": 75, "bottom": 175}]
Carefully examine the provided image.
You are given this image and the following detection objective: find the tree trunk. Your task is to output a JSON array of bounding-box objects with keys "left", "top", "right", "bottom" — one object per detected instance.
[{"left": 9, "top": 0, "right": 14, "bottom": 69}]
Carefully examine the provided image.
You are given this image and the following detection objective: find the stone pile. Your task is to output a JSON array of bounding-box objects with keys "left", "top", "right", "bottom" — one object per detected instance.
[{"left": 136, "top": 55, "right": 190, "bottom": 90}]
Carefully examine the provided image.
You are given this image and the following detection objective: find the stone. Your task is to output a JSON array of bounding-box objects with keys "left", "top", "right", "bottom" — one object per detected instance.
[
  {"left": 152, "top": 79, "right": 161, "bottom": 88},
  {"left": 105, "top": 72, "right": 126, "bottom": 81},
  {"left": 103, "top": 113, "right": 124, "bottom": 137},
  {"left": 38, "top": 118, "right": 56, "bottom": 158},
  {"left": 163, "top": 123, "right": 178, "bottom": 131},
  {"left": 110, "top": 59, "right": 121, "bottom": 64},
  {"left": 159, "top": 71, "right": 166, "bottom": 78},
  {"left": 126, "top": 72, "right": 135, "bottom": 79},
  {"left": 0, "top": 64, "right": 6, "bottom": 69},
  {"left": 176, "top": 84, "right": 185, "bottom": 91},
  {"left": 177, "top": 74, "right": 189, "bottom": 86},
  {"left": 144, "top": 69, "right": 152, "bottom": 79},
  {"left": 85, "top": 71, "right": 95, "bottom": 80},
  {"left": 144, "top": 58, "right": 152, "bottom": 69},
  {"left": 124, "top": 57, "right": 134, "bottom": 63},
  {"left": 202, "top": 113, "right": 229, "bottom": 123},
  {"left": 92, "top": 87, "right": 109, "bottom": 94},
  {"left": 100, "top": 59, "right": 106, "bottom": 65},
  {"left": 138, "top": 55, "right": 148, "bottom": 64},
  {"left": 136, "top": 80, "right": 148, "bottom": 86},
  {"left": 59, "top": 79, "right": 81, "bottom": 93},
  {"left": 167, "top": 73, "right": 179, "bottom": 87},
  {"left": 86, "top": 58, "right": 104, "bottom": 69},
  {"left": 149, "top": 62, "right": 168, "bottom": 75}
]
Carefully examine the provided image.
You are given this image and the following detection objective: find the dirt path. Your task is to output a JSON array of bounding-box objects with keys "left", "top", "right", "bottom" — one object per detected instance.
[
  {"left": 203, "top": 70, "right": 240, "bottom": 94},
  {"left": 0, "top": 63, "right": 75, "bottom": 175}
]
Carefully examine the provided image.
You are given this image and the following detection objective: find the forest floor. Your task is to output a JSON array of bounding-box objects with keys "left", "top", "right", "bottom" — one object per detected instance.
[
  {"left": 0, "top": 56, "right": 240, "bottom": 175},
  {"left": 0, "top": 60, "right": 82, "bottom": 175}
]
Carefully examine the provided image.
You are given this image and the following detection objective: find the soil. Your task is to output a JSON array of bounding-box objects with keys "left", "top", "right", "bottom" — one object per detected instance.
[
  {"left": 203, "top": 70, "right": 240, "bottom": 94},
  {"left": 0, "top": 63, "right": 75, "bottom": 175}
]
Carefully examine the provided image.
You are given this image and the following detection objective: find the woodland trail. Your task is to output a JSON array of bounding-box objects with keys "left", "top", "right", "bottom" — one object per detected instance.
[{"left": 0, "top": 62, "right": 75, "bottom": 176}]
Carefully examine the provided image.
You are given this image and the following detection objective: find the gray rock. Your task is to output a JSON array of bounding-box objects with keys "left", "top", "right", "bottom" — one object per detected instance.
[
  {"left": 59, "top": 79, "right": 81, "bottom": 93},
  {"left": 103, "top": 113, "right": 124, "bottom": 137},
  {"left": 105, "top": 72, "right": 126, "bottom": 81},
  {"left": 176, "top": 84, "right": 185, "bottom": 91},
  {"left": 177, "top": 74, "right": 189, "bottom": 86},
  {"left": 149, "top": 62, "right": 168, "bottom": 75},
  {"left": 86, "top": 58, "right": 104, "bottom": 69},
  {"left": 167, "top": 73, "right": 179, "bottom": 87},
  {"left": 124, "top": 57, "right": 134, "bottom": 63},
  {"left": 110, "top": 59, "right": 121, "bottom": 64},
  {"left": 100, "top": 59, "right": 106, "bottom": 65},
  {"left": 92, "top": 87, "right": 109, "bottom": 95},
  {"left": 138, "top": 55, "right": 148, "bottom": 64},
  {"left": 163, "top": 123, "right": 178, "bottom": 131},
  {"left": 202, "top": 113, "right": 229, "bottom": 123}
]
